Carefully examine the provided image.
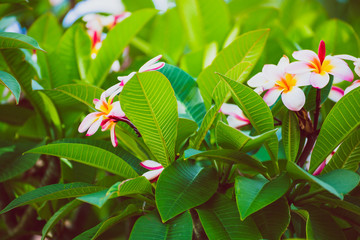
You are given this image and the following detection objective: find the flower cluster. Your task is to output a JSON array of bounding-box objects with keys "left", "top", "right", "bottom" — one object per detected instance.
[
  {"left": 247, "top": 40, "right": 358, "bottom": 111},
  {"left": 78, "top": 55, "right": 164, "bottom": 148}
]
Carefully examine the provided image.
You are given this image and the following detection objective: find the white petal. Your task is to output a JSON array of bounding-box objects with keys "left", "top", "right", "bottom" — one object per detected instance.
[
  {"left": 294, "top": 72, "right": 311, "bottom": 87},
  {"left": 344, "top": 80, "right": 360, "bottom": 95},
  {"left": 292, "top": 50, "right": 319, "bottom": 62},
  {"left": 309, "top": 72, "right": 329, "bottom": 89},
  {"left": 328, "top": 86, "right": 344, "bottom": 102},
  {"left": 139, "top": 55, "right": 163, "bottom": 72},
  {"left": 334, "top": 54, "right": 358, "bottom": 61},
  {"left": 140, "top": 160, "right": 163, "bottom": 170},
  {"left": 247, "top": 72, "right": 269, "bottom": 88},
  {"left": 227, "top": 115, "right": 250, "bottom": 128},
  {"left": 286, "top": 62, "right": 313, "bottom": 74},
  {"left": 281, "top": 87, "right": 305, "bottom": 111},
  {"left": 263, "top": 88, "right": 282, "bottom": 106},
  {"left": 220, "top": 103, "right": 242, "bottom": 117},
  {"left": 109, "top": 101, "right": 125, "bottom": 118},
  {"left": 86, "top": 115, "right": 104, "bottom": 136},
  {"left": 326, "top": 56, "right": 353, "bottom": 82},
  {"left": 110, "top": 123, "right": 118, "bottom": 147},
  {"left": 104, "top": 83, "right": 121, "bottom": 98},
  {"left": 78, "top": 112, "right": 101, "bottom": 133},
  {"left": 262, "top": 64, "right": 284, "bottom": 83},
  {"left": 142, "top": 168, "right": 164, "bottom": 181},
  {"left": 277, "top": 55, "right": 290, "bottom": 71}
]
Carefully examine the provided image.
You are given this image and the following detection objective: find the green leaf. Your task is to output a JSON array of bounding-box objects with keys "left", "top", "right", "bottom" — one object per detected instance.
[
  {"left": 314, "top": 19, "right": 360, "bottom": 56},
  {"left": 197, "top": 29, "right": 269, "bottom": 109},
  {"left": 158, "top": 64, "right": 206, "bottom": 126},
  {"left": 252, "top": 197, "right": 290, "bottom": 240},
  {"left": 323, "top": 128, "right": 360, "bottom": 173},
  {"left": 310, "top": 87, "right": 360, "bottom": 172},
  {"left": 129, "top": 211, "right": 193, "bottom": 240},
  {"left": 0, "top": 183, "right": 105, "bottom": 214},
  {"left": 317, "top": 169, "right": 360, "bottom": 195},
  {"left": 196, "top": 193, "right": 262, "bottom": 240},
  {"left": 0, "top": 32, "right": 44, "bottom": 51},
  {"left": 42, "top": 200, "right": 82, "bottom": 240},
  {"left": 120, "top": 71, "right": 178, "bottom": 167},
  {"left": 27, "top": 13, "right": 63, "bottom": 53},
  {"left": 286, "top": 161, "right": 342, "bottom": 199},
  {"left": 53, "top": 138, "right": 145, "bottom": 175},
  {"left": 185, "top": 149, "right": 268, "bottom": 176},
  {"left": 216, "top": 122, "right": 277, "bottom": 152},
  {"left": 306, "top": 207, "right": 346, "bottom": 240},
  {"left": 235, "top": 173, "right": 290, "bottom": 220},
  {"left": 26, "top": 143, "right": 138, "bottom": 178},
  {"left": 176, "top": 118, "right": 198, "bottom": 153},
  {"left": 88, "top": 9, "right": 157, "bottom": 86},
  {"left": 74, "top": 204, "right": 141, "bottom": 240},
  {"left": 282, "top": 110, "right": 300, "bottom": 162},
  {"left": 0, "top": 104, "right": 33, "bottom": 125},
  {"left": 0, "top": 70, "right": 20, "bottom": 103},
  {"left": 156, "top": 160, "right": 218, "bottom": 222},
  {"left": 217, "top": 74, "right": 278, "bottom": 163},
  {"left": 0, "top": 141, "right": 43, "bottom": 182}
]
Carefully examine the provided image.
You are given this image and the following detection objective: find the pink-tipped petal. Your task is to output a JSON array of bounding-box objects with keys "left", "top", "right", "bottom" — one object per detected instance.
[
  {"left": 309, "top": 72, "right": 330, "bottom": 89},
  {"left": 93, "top": 98, "right": 100, "bottom": 105},
  {"left": 292, "top": 50, "right": 319, "bottom": 63},
  {"left": 140, "top": 160, "right": 163, "bottom": 170},
  {"left": 328, "top": 86, "right": 344, "bottom": 102},
  {"left": 142, "top": 168, "right": 164, "bottom": 181},
  {"left": 313, "top": 159, "right": 327, "bottom": 176},
  {"left": 104, "top": 84, "right": 121, "bottom": 98},
  {"left": 318, "top": 40, "right": 326, "bottom": 64},
  {"left": 140, "top": 62, "right": 165, "bottom": 72},
  {"left": 101, "top": 118, "right": 112, "bottom": 131},
  {"left": 344, "top": 80, "right": 360, "bottom": 95},
  {"left": 354, "top": 63, "right": 360, "bottom": 77},
  {"left": 327, "top": 56, "right": 353, "bottom": 82},
  {"left": 263, "top": 88, "right": 282, "bottom": 106},
  {"left": 110, "top": 124, "right": 118, "bottom": 147},
  {"left": 281, "top": 87, "right": 306, "bottom": 111},
  {"left": 78, "top": 112, "right": 101, "bottom": 133},
  {"left": 286, "top": 62, "right": 313, "bottom": 74},
  {"left": 220, "top": 103, "right": 243, "bottom": 117},
  {"left": 139, "top": 55, "right": 163, "bottom": 72},
  {"left": 227, "top": 115, "right": 250, "bottom": 128},
  {"left": 86, "top": 115, "right": 103, "bottom": 136}
]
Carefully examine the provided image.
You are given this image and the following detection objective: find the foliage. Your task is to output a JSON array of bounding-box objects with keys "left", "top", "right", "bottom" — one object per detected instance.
[{"left": 1, "top": 0, "right": 360, "bottom": 239}]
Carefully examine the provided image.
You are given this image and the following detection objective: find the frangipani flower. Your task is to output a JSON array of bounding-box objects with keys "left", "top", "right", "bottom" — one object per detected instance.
[
  {"left": 140, "top": 160, "right": 164, "bottom": 182},
  {"left": 104, "top": 55, "right": 165, "bottom": 97},
  {"left": 335, "top": 54, "right": 360, "bottom": 77},
  {"left": 78, "top": 92, "right": 126, "bottom": 147},
  {"left": 286, "top": 40, "right": 353, "bottom": 89},
  {"left": 220, "top": 103, "right": 250, "bottom": 128},
  {"left": 327, "top": 80, "right": 360, "bottom": 102},
  {"left": 248, "top": 55, "right": 311, "bottom": 111}
]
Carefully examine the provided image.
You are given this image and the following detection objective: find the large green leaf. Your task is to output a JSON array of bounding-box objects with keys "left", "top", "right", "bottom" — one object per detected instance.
[
  {"left": 306, "top": 207, "right": 346, "bottom": 240},
  {"left": 217, "top": 74, "right": 278, "bottom": 163},
  {"left": 156, "top": 160, "right": 218, "bottom": 222},
  {"left": 176, "top": 118, "right": 198, "bottom": 153},
  {"left": 185, "top": 149, "right": 268, "bottom": 176},
  {"left": 317, "top": 169, "right": 359, "bottom": 195},
  {"left": 235, "top": 174, "right": 290, "bottom": 220},
  {"left": 0, "top": 141, "right": 43, "bottom": 182},
  {"left": 216, "top": 122, "right": 277, "bottom": 153},
  {"left": 0, "top": 70, "right": 20, "bottom": 103},
  {"left": 323, "top": 128, "right": 360, "bottom": 173},
  {"left": 120, "top": 71, "right": 178, "bottom": 167},
  {"left": 42, "top": 200, "right": 82, "bottom": 240},
  {"left": 158, "top": 64, "right": 206, "bottom": 126},
  {"left": 26, "top": 143, "right": 138, "bottom": 178},
  {"left": 74, "top": 204, "right": 141, "bottom": 240},
  {"left": 310, "top": 87, "right": 360, "bottom": 172},
  {"left": 88, "top": 9, "right": 157, "bottom": 86},
  {"left": 129, "top": 211, "right": 193, "bottom": 240},
  {"left": 252, "top": 197, "right": 290, "bottom": 240},
  {"left": 196, "top": 193, "right": 262, "bottom": 240},
  {"left": 0, "top": 104, "right": 33, "bottom": 125},
  {"left": 27, "top": 13, "right": 62, "bottom": 53},
  {"left": 0, "top": 32, "right": 44, "bottom": 51},
  {"left": 53, "top": 138, "right": 145, "bottom": 175},
  {"left": 0, "top": 183, "right": 105, "bottom": 214},
  {"left": 197, "top": 29, "right": 269, "bottom": 109},
  {"left": 282, "top": 110, "right": 300, "bottom": 162},
  {"left": 286, "top": 161, "right": 342, "bottom": 199}
]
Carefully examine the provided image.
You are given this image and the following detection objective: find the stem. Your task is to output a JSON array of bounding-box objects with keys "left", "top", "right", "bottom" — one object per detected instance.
[
  {"left": 313, "top": 89, "right": 321, "bottom": 131},
  {"left": 297, "top": 135, "right": 316, "bottom": 168}
]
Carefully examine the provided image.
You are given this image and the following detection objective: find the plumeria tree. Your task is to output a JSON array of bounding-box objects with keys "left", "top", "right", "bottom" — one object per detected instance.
[{"left": 1, "top": 0, "right": 360, "bottom": 239}]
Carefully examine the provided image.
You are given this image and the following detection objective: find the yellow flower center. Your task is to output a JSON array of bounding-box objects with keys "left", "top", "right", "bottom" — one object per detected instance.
[
  {"left": 275, "top": 73, "right": 297, "bottom": 93},
  {"left": 309, "top": 58, "right": 334, "bottom": 75}
]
